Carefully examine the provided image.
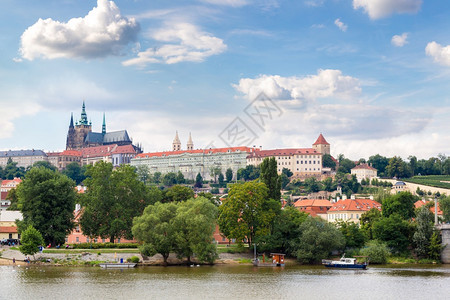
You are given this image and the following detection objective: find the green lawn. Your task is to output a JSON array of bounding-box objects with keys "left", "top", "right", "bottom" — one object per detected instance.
[
  {"left": 43, "top": 248, "right": 139, "bottom": 254},
  {"left": 403, "top": 175, "right": 450, "bottom": 189}
]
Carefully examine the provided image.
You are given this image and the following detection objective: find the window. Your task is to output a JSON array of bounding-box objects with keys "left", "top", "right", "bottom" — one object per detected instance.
[{"left": 76, "top": 237, "right": 79, "bottom": 243}]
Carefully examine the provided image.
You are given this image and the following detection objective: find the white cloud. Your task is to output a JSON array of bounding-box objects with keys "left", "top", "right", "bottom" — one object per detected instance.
[
  {"left": 233, "top": 69, "right": 361, "bottom": 102},
  {"left": 122, "top": 23, "right": 226, "bottom": 67},
  {"left": 0, "top": 102, "right": 41, "bottom": 139},
  {"left": 353, "top": 0, "right": 422, "bottom": 19},
  {"left": 426, "top": 41, "right": 450, "bottom": 66},
  {"left": 391, "top": 33, "right": 409, "bottom": 47},
  {"left": 305, "top": 0, "right": 325, "bottom": 7},
  {"left": 199, "top": 0, "right": 249, "bottom": 7},
  {"left": 20, "top": 0, "right": 139, "bottom": 60},
  {"left": 334, "top": 18, "right": 348, "bottom": 32}
]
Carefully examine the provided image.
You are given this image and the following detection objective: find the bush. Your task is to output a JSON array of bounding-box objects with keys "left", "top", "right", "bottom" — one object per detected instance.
[
  {"left": 360, "top": 240, "right": 390, "bottom": 264},
  {"left": 127, "top": 256, "right": 140, "bottom": 263}
]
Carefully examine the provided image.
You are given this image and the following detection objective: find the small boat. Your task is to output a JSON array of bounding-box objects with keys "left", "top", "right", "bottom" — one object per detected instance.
[
  {"left": 99, "top": 263, "right": 136, "bottom": 269},
  {"left": 322, "top": 254, "right": 368, "bottom": 270}
]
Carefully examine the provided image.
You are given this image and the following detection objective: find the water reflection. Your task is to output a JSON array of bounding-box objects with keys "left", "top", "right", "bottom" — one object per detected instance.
[{"left": 1, "top": 265, "right": 449, "bottom": 299}]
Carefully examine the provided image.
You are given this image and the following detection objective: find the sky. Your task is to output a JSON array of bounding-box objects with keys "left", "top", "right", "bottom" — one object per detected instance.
[{"left": 1, "top": 0, "right": 450, "bottom": 160}]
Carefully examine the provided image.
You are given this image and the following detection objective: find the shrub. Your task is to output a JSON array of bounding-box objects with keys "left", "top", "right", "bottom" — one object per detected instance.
[
  {"left": 68, "top": 242, "right": 139, "bottom": 249},
  {"left": 127, "top": 256, "right": 140, "bottom": 263},
  {"left": 360, "top": 240, "right": 390, "bottom": 264}
]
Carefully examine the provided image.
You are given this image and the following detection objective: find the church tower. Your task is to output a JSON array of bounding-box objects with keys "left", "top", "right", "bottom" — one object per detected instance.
[
  {"left": 66, "top": 113, "right": 76, "bottom": 150},
  {"left": 187, "top": 132, "right": 194, "bottom": 150},
  {"left": 312, "top": 133, "right": 330, "bottom": 155},
  {"left": 102, "top": 113, "right": 106, "bottom": 135},
  {"left": 172, "top": 131, "right": 181, "bottom": 151},
  {"left": 66, "top": 101, "right": 93, "bottom": 150}
]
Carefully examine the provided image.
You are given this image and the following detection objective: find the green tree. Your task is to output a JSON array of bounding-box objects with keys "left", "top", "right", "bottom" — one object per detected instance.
[
  {"left": 147, "top": 186, "right": 163, "bottom": 205},
  {"left": 386, "top": 156, "right": 412, "bottom": 178},
  {"left": 132, "top": 202, "right": 178, "bottom": 265},
  {"left": 6, "top": 188, "right": 20, "bottom": 211},
  {"left": 194, "top": 173, "right": 203, "bottom": 188},
  {"left": 360, "top": 208, "right": 382, "bottom": 240},
  {"left": 135, "top": 165, "right": 150, "bottom": 184},
  {"left": 225, "top": 168, "right": 233, "bottom": 182},
  {"left": 337, "top": 157, "right": 356, "bottom": 174},
  {"left": 280, "top": 173, "right": 290, "bottom": 189},
  {"left": 209, "top": 167, "right": 222, "bottom": 183},
  {"left": 152, "top": 172, "right": 162, "bottom": 184},
  {"left": 218, "top": 181, "right": 278, "bottom": 247},
  {"left": 368, "top": 154, "right": 389, "bottom": 177},
  {"left": 236, "top": 165, "right": 260, "bottom": 181},
  {"left": 360, "top": 240, "right": 390, "bottom": 264},
  {"left": 322, "top": 154, "right": 336, "bottom": 170},
  {"left": 337, "top": 221, "right": 366, "bottom": 249},
  {"left": 80, "top": 162, "right": 150, "bottom": 243},
  {"left": 413, "top": 206, "right": 434, "bottom": 258},
  {"left": 304, "top": 177, "right": 320, "bottom": 193},
  {"left": 256, "top": 206, "right": 307, "bottom": 254},
  {"left": 281, "top": 168, "right": 293, "bottom": 178},
  {"left": 218, "top": 173, "right": 224, "bottom": 186},
  {"left": 382, "top": 192, "right": 416, "bottom": 220},
  {"left": 62, "top": 162, "right": 87, "bottom": 185},
  {"left": 19, "top": 225, "right": 45, "bottom": 260},
  {"left": 428, "top": 232, "right": 443, "bottom": 261},
  {"left": 373, "top": 214, "right": 412, "bottom": 254},
  {"left": 16, "top": 167, "right": 76, "bottom": 246},
  {"left": 32, "top": 161, "right": 57, "bottom": 172},
  {"left": 260, "top": 157, "right": 281, "bottom": 200},
  {"left": 439, "top": 195, "right": 450, "bottom": 222},
  {"left": 173, "top": 197, "right": 218, "bottom": 263},
  {"left": 290, "top": 217, "right": 345, "bottom": 264},
  {"left": 163, "top": 172, "right": 177, "bottom": 186},
  {"left": 322, "top": 177, "right": 334, "bottom": 192},
  {"left": 163, "top": 185, "right": 194, "bottom": 203},
  {"left": 3, "top": 158, "right": 26, "bottom": 179},
  {"left": 176, "top": 171, "right": 185, "bottom": 184}
]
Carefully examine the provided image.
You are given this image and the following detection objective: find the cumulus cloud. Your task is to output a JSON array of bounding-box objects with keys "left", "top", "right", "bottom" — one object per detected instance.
[
  {"left": 199, "top": 0, "right": 249, "bottom": 7},
  {"left": 0, "top": 102, "right": 41, "bottom": 139},
  {"left": 233, "top": 69, "right": 361, "bottom": 102},
  {"left": 20, "top": 0, "right": 139, "bottom": 60},
  {"left": 334, "top": 18, "right": 348, "bottom": 32},
  {"left": 426, "top": 41, "right": 450, "bottom": 66},
  {"left": 391, "top": 33, "right": 409, "bottom": 47},
  {"left": 353, "top": 0, "right": 422, "bottom": 19},
  {"left": 122, "top": 23, "right": 226, "bottom": 67}
]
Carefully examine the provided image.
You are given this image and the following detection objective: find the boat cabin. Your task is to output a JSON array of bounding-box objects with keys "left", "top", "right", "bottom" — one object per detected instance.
[{"left": 271, "top": 253, "right": 285, "bottom": 266}]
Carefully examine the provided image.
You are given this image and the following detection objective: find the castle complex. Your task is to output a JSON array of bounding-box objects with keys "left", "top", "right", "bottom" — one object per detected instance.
[{"left": 66, "top": 102, "right": 140, "bottom": 151}]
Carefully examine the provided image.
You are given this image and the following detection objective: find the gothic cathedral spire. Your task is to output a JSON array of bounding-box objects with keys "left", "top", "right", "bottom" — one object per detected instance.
[
  {"left": 102, "top": 113, "right": 106, "bottom": 135},
  {"left": 80, "top": 101, "right": 88, "bottom": 125}
]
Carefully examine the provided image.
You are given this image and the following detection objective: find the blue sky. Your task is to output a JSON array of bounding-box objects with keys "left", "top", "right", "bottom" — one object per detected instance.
[{"left": 1, "top": 0, "right": 450, "bottom": 159}]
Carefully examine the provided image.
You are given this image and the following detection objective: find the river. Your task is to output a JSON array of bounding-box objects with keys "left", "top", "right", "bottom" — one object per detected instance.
[{"left": 1, "top": 264, "right": 449, "bottom": 299}]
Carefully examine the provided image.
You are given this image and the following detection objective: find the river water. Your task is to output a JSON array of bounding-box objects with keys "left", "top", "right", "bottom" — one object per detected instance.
[{"left": 1, "top": 264, "right": 449, "bottom": 299}]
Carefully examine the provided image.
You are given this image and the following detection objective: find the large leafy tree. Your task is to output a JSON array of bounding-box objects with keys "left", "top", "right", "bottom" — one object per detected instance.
[
  {"left": 225, "top": 168, "right": 233, "bottom": 182},
  {"left": 32, "top": 160, "right": 57, "bottom": 172},
  {"left": 80, "top": 162, "right": 150, "bottom": 243},
  {"left": 322, "top": 154, "right": 336, "bottom": 170},
  {"left": 16, "top": 167, "right": 76, "bottom": 245},
  {"left": 373, "top": 214, "right": 412, "bottom": 254},
  {"left": 173, "top": 197, "right": 218, "bottom": 263},
  {"left": 368, "top": 154, "right": 389, "bottom": 177},
  {"left": 413, "top": 206, "right": 435, "bottom": 258},
  {"left": 62, "top": 162, "right": 87, "bottom": 185},
  {"left": 3, "top": 158, "right": 26, "bottom": 179},
  {"left": 194, "top": 173, "right": 203, "bottom": 188},
  {"left": 132, "top": 202, "right": 178, "bottom": 265},
  {"left": 163, "top": 185, "right": 194, "bottom": 203},
  {"left": 260, "top": 157, "right": 281, "bottom": 200},
  {"left": 236, "top": 165, "right": 260, "bottom": 181},
  {"left": 382, "top": 192, "right": 416, "bottom": 220},
  {"left": 386, "top": 156, "right": 412, "bottom": 178},
  {"left": 218, "top": 181, "right": 278, "bottom": 247},
  {"left": 337, "top": 221, "right": 366, "bottom": 249},
  {"left": 19, "top": 225, "right": 45, "bottom": 260},
  {"left": 360, "top": 208, "right": 382, "bottom": 240},
  {"left": 290, "top": 217, "right": 345, "bottom": 264}
]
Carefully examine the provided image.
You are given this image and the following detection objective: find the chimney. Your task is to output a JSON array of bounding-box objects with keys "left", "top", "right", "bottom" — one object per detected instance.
[
  {"left": 342, "top": 195, "right": 347, "bottom": 200},
  {"left": 351, "top": 194, "right": 355, "bottom": 200}
]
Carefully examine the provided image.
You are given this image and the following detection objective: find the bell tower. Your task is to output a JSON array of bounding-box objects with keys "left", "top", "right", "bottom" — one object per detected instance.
[
  {"left": 172, "top": 131, "right": 181, "bottom": 151},
  {"left": 187, "top": 132, "right": 194, "bottom": 150}
]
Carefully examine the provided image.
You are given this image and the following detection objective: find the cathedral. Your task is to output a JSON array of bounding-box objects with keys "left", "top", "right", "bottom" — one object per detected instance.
[{"left": 66, "top": 102, "right": 142, "bottom": 152}]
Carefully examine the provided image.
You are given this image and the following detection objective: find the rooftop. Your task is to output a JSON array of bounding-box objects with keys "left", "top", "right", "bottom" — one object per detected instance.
[
  {"left": 0, "top": 149, "right": 46, "bottom": 157},
  {"left": 135, "top": 146, "right": 257, "bottom": 159},
  {"left": 352, "top": 163, "right": 377, "bottom": 171},
  {"left": 329, "top": 199, "right": 381, "bottom": 212},
  {"left": 247, "top": 148, "right": 319, "bottom": 158},
  {"left": 313, "top": 134, "right": 329, "bottom": 145}
]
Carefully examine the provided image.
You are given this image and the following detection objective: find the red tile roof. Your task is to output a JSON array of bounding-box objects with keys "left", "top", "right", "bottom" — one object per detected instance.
[
  {"left": 352, "top": 163, "right": 377, "bottom": 171},
  {"left": 1, "top": 178, "right": 22, "bottom": 187},
  {"left": 329, "top": 199, "right": 381, "bottom": 212},
  {"left": 112, "top": 144, "right": 136, "bottom": 154},
  {"left": 0, "top": 226, "right": 18, "bottom": 233},
  {"left": 1, "top": 191, "right": 8, "bottom": 201},
  {"left": 294, "top": 199, "right": 333, "bottom": 208},
  {"left": 415, "top": 200, "right": 443, "bottom": 215},
  {"left": 247, "top": 148, "right": 319, "bottom": 158},
  {"left": 81, "top": 145, "right": 118, "bottom": 157},
  {"left": 135, "top": 146, "right": 257, "bottom": 158},
  {"left": 313, "top": 133, "right": 329, "bottom": 145}
]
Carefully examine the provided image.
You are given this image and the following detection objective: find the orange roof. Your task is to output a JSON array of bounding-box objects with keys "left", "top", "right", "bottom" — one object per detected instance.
[
  {"left": 0, "top": 226, "right": 18, "bottom": 233},
  {"left": 415, "top": 200, "right": 443, "bottom": 215},
  {"left": 329, "top": 199, "right": 381, "bottom": 212},
  {"left": 1, "top": 178, "right": 22, "bottom": 186},
  {"left": 352, "top": 163, "right": 377, "bottom": 171},
  {"left": 294, "top": 199, "right": 332, "bottom": 208},
  {"left": 47, "top": 150, "right": 82, "bottom": 157},
  {"left": 247, "top": 148, "right": 319, "bottom": 158},
  {"left": 313, "top": 134, "right": 329, "bottom": 145},
  {"left": 112, "top": 144, "right": 136, "bottom": 154},
  {"left": 136, "top": 146, "right": 256, "bottom": 159},
  {"left": 81, "top": 145, "right": 117, "bottom": 157}
]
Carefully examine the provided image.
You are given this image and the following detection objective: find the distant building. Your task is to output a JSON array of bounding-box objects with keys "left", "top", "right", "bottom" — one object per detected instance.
[
  {"left": 47, "top": 150, "right": 82, "bottom": 171},
  {"left": 66, "top": 102, "right": 142, "bottom": 152},
  {"left": 414, "top": 199, "right": 443, "bottom": 216},
  {"left": 351, "top": 163, "right": 377, "bottom": 183},
  {"left": 327, "top": 198, "right": 381, "bottom": 223},
  {"left": 132, "top": 133, "right": 256, "bottom": 181},
  {"left": 246, "top": 134, "right": 330, "bottom": 179},
  {"left": 393, "top": 181, "right": 407, "bottom": 193},
  {"left": 0, "top": 149, "right": 47, "bottom": 168},
  {"left": 293, "top": 199, "right": 332, "bottom": 220},
  {"left": 0, "top": 178, "right": 22, "bottom": 210},
  {"left": 0, "top": 210, "right": 23, "bottom": 240},
  {"left": 81, "top": 144, "right": 138, "bottom": 167}
]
